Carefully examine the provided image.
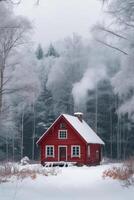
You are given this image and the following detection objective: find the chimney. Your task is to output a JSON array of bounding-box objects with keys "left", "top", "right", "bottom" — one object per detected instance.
[{"left": 74, "top": 112, "right": 83, "bottom": 122}]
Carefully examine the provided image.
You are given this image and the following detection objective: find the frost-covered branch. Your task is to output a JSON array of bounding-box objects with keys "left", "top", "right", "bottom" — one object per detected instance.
[
  {"left": 95, "top": 25, "right": 128, "bottom": 40},
  {"left": 96, "top": 39, "right": 128, "bottom": 55}
]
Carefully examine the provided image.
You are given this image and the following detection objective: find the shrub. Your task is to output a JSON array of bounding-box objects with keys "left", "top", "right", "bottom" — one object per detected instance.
[
  {"left": 20, "top": 156, "right": 30, "bottom": 165},
  {"left": 0, "top": 162, "right": 59, "bottom": 183},
  {"left": 102, "top": 158, "right": 134, "bottom": 187}
]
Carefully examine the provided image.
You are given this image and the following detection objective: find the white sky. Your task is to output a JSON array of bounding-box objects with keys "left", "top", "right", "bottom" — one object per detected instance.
[{"left": 14, "top": 0, "right": 103, "bottom": 46}]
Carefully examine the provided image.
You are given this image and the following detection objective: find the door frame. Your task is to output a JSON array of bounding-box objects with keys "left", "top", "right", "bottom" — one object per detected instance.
[{"left": 58, "top": 145, "right": 67, "bottom": 161}]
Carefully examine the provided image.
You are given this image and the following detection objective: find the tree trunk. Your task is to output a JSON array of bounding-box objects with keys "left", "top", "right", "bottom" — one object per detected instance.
[
  {"left": 110, "top": 108, "right": 113, "bottom": 159},
  {"left": 32, "top": 103, "right": 36, "bottom": 160},
  {"left": 0, "top": 68, "right": 3, "bottom": 113},
  {"left": 12, "top": 134, "right": 15, "bottom": 161},
  {"left": 6, "top": 134, "right": 9, "bottom": 162},
  {"left": 21, "top": 108, "right": 24, "bottom": 159},
  {"left": 95, "top": 84, "right": 98, "bottom": 133}
]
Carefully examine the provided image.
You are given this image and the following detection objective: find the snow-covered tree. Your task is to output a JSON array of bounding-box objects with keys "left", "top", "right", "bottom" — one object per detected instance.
[
  {"left": 0, "top": 2, "right": 41, "bottom": 160},
  {"left": 8, "top": 47, "right": 41, "bottom": 159},
  {"left": 36, "top": 44, "right": 44, "bottom": 60},
  {"left": 98, "top": 0, "right": 134, "bottom": 121},
  {"left": 0, "top": 2, "right": 31, "bottom": 113},
  {"left": 45, "top": 44, "right": 59, "bottom": 58}
]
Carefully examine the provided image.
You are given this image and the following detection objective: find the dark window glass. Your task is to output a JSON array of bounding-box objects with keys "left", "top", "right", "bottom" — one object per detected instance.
[
  {"left": 59, "top": 130, "right": 67, "bottom": 139},
  {"left": 72, "top": 146, "right": 80, "bottom": 157},
  {"left": 46, "top": 146, "right": 54, "bottom": 157}
]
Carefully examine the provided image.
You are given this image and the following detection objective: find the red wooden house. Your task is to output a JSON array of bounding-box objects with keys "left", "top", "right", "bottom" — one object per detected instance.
[{"left": 37, "top": 113, "right": 104, "bottom": 166}]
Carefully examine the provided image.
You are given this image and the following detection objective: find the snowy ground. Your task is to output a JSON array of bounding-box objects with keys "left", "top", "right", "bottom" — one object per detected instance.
[{"left": 0, "top": 163, "right": 134, "bottom": 200}]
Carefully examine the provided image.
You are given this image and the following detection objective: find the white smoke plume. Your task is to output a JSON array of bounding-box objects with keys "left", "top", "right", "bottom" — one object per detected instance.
[{"left": 72, "top": 65, "right": 107, "bottom": 109}]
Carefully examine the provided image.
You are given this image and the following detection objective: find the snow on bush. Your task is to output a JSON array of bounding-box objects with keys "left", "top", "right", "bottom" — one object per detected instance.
[
  {"left": 102, "top": 158, "right": 134, "bottom": 187},
  {"left": 0, "top": 162, "right": 60, "bottom": 184},
  {"left": 20, "top": 156, "right": 30, "bottom": 165}
]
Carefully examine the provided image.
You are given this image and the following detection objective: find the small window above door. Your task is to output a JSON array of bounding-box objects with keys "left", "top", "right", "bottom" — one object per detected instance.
[{"left": 58, "top": 130, "right": 67, "bottom": 139}]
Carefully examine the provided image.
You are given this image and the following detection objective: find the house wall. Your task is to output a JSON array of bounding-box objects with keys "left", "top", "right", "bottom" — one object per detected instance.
[
  {"left": 39, "top": 116, "right": 102, "bottom": 165},
  {"left": 87, "top": 144, "right": 102, "bottom": 165}
]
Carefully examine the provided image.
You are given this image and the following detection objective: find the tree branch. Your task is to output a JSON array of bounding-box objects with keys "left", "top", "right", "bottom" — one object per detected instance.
[
  {"left": 96, "top": 25, "right": 128, "bottom": 40},
  {"left": 96, "top": 39, "right": 128, "bottom": 55}
]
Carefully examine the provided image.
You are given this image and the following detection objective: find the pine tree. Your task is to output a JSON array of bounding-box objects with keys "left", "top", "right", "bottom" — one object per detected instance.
[
  {"left": 36, "top": 44, "right": 44, "bottom": 60},
  {"left": 45, "top": 44, "right": 59, "bottom": 57}
]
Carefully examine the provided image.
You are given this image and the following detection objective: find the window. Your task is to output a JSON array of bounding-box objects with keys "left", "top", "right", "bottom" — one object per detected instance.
[
  {"left": 60, "top": 123, "right": 66, "bottom": 129},
  {"left": 71, "top": 145, "right": 80, "bottom": 157},
  {"left": 88, "top": 145, "right": 90, "bottom": 158},
  {"left": 46, "top": 145, "right": 54, "bottom": 157},
  {"left": 58, "top": 130, "right": 67, "bottom": 139}
]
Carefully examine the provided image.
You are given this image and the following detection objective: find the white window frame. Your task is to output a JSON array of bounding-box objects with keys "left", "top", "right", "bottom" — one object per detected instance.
[
  {"left": 58, "top": 130, "right": 67, "bottom": 139},
  {"left": 46, "top": 145, "right": 54, "bottom": 158},
  {"left": 71, "top": 145, "right": 81, "bottom": 158}
]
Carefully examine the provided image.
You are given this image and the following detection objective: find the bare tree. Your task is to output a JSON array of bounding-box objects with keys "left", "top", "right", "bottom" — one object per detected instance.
[
  {"left": 93, "top": 0, "right": 134, "bottom": 55},
  {"left": 0, "top": 5, "right": 31, "bottom": 114}
]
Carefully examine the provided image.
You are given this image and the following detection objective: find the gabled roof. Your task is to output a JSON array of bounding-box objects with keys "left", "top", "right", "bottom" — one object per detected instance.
[
  {"left": 37, "top": 114, "right": 105, "bottom": 145},
  {"left": 63, "top": 114, "right": 104, "bottom": 145}
]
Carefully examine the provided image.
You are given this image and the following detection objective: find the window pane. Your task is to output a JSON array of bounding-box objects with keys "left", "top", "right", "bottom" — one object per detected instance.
[
  {"left": 72, "top": 146, "right": 80, "bottom": 157},
  {"left": 59, "top": 130, "right": 67, "bottom": 139},
  {"left": 46, "top": 146, "right": 54, "bottom": 157}
]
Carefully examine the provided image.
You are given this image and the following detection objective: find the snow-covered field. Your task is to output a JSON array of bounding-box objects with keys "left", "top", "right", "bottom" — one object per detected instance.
[{"left": 0, "top": 163, "right": 134, "bottom": 200}]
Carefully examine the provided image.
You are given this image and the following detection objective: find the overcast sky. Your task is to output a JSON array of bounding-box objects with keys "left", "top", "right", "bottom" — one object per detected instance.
[{"left": 15, "top": 0, "right": 103, "bottom": 46}]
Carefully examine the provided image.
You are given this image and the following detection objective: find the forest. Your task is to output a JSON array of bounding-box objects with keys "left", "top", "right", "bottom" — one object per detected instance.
[{"left": 0, "top": 0, "right": 134, "bottom": 162}]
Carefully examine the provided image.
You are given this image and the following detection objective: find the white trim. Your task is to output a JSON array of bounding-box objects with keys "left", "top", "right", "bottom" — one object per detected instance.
[
  {"left": 58, "top": 130, "right": 67, "bottom": 139},
  {"left": 46, "top": 145, "right": 54, "bottom": 158},
  {"left": 58, "top": 145, "right": 67, "bottom": 161},
  {"left": 71, "top": 145, "right": 81, "bottom": 158}
]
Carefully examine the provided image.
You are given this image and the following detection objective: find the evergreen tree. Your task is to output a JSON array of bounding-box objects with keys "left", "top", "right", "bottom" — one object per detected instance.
[
  {"left": 36, "top": 86, "right": 55, "bottom": 134},
  {"left": 36, "top": 44, "right": 44, "bottom": 60},
  {"left": 45, "top": 44, "right": 59, "bottom": 57}
]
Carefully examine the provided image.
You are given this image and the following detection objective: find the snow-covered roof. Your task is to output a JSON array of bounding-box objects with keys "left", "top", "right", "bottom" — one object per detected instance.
[
  {"left": 63, "top": 114, "right": 104, "bottom": 145},
  {"left": 37, "top": 114, "right": 104, "bottom": 145}
]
